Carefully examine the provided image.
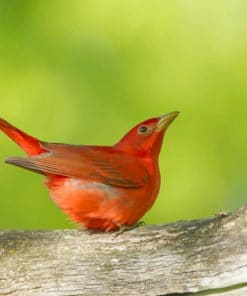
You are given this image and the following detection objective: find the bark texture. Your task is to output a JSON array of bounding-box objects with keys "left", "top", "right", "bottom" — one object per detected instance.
[{"left": 0, "top": 204, "right": 247, "bottom": 296}]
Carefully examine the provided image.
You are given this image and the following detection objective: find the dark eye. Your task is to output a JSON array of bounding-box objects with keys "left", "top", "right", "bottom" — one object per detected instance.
[{"left": 139, "top": 126, "right": 148, "bottom": 134}]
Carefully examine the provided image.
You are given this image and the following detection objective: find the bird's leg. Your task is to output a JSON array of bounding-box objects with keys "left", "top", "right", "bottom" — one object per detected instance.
[{"left": 112, "top": 221, "right": 145, "bottom": 238}]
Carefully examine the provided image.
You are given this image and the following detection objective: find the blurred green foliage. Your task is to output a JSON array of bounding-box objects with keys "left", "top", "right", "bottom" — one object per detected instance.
[{"left": 0, "top": 1, "right": 246, "bottom": 229}]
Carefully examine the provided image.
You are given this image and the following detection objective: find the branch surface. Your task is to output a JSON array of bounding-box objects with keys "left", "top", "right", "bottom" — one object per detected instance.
[{"left": 0, "top": 205, "right": 247, "bottom": 296}]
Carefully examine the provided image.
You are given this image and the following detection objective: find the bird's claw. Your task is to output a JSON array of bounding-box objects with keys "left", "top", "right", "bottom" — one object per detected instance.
[
  {"left": 215, "top": 210, "right": 228, "bottom": 218},
  {"left": 112, "top": 221, "right": 145, "bottom": 239}
]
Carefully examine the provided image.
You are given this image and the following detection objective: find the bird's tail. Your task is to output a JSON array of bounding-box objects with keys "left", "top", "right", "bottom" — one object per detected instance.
[{"left": 0, "top": 118, "right": 46, "bottom": 156}]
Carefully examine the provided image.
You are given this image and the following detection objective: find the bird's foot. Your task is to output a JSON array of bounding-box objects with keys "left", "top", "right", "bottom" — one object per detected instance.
[
  {"left": 215, "top": 210, "right": 229, "bottom": 218},
  {"left": 112, "top": 221, "right": 145, "bottom": 239}
]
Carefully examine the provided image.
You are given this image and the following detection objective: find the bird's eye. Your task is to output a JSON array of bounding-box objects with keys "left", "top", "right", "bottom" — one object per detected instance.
[{"left": 139, "top": 126, "right": 148, "bottom": 134}]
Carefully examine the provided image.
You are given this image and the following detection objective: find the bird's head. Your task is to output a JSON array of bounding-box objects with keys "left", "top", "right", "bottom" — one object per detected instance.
[{"left": 116, "top": 112, "right": 179, "bottom": 157}]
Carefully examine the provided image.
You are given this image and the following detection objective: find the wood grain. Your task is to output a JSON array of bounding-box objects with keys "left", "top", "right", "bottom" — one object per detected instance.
[{"left": 0, "top": 204, "right": 247, "bottom": 295}]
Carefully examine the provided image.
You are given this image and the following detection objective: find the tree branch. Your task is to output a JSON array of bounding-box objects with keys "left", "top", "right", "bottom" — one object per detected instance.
[{"left": 0, "top": 204, "right": 247, "bottom": 296}]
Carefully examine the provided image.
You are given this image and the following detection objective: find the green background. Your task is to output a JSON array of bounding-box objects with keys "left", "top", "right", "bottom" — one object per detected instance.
[{"left": 0, "top": 1, "right": 246, "bottom": 229}]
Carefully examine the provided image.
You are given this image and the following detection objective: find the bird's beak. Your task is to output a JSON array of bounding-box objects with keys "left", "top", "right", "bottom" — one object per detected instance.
[{"left": 156, "top": 111, "right": 179, "bottom": 131}]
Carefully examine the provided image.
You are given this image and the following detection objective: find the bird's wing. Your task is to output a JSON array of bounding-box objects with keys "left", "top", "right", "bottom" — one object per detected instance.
[{"left": 6, "top": 143, "right": 149, "bottom": 189}]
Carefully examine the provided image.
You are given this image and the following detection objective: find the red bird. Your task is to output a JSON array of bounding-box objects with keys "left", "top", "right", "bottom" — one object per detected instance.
[{"left": 0, "top": 112, "right": 179, "bottom": 232}]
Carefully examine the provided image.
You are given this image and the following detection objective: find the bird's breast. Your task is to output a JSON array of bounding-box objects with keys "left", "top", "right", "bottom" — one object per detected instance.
[{"left": 45, "top": 172, "right": 159, "bottom": 231}]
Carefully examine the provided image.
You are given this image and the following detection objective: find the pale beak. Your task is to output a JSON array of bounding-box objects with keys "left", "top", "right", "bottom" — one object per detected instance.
[{"left": 156, "top": 111, "right": 179, "bottom": 131}]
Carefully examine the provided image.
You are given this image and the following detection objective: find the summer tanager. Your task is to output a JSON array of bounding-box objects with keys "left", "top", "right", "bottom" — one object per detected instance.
[{"left": 0, "top": 112, "right": 178, "bottom": 231}]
